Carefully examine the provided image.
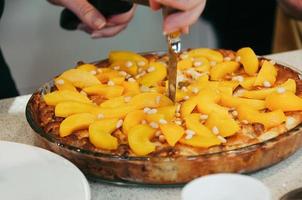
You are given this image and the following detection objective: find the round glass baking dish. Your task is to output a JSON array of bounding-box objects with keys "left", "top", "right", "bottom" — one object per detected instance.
[{"left": 25, "top": 51, "right": 302, "bottom": 186}]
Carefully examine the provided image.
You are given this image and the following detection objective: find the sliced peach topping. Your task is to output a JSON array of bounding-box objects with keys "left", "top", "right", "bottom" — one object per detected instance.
[
  {"left": 109, "top": 51, "right": 149, "bottom": 69},
  {"left": 265, "top": 91, "right": 302, "bottom": 111},
  {"left": 43, "top": 90, "right": 91, "bottom": 106},
  {"left": 89, "top": 118, "right": 119, "bottom": 150},
  {"left": 54, "top": 77, "right": 77, "bottom": 92},
  {"left": 138, "top": 62, "right": 167, "bottom": 87},
  {"left": 60, "top": 69, "right": 101, "bottom": 88},
  {"left": 59, "top": 113, "right": 96, "bottom": 137},
  {"left": 128, "top": 124, "right": 156, "bottom": 156},
  {"left": 160, "top": 123, "right": 185, "bottom": 146},
  {"left": 236, "top": 47, "right": 259, "bottom": 75},
  {"left": 188, "top": 48, "right": 223, "bottom": 63},
  {"left": 210, "top": 61, "right": 240, "bottom": 81},
  {"left": 254, "top": 60, "right": 277, "bottom": 87}
]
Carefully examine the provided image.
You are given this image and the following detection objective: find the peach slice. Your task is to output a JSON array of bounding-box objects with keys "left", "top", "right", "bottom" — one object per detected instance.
[
  {"left": 194, "top": 57, "right": 210, "bottom": 72},
  {"left": 177, "top": 58, "right": 193, "bottom": 70},
  {"left": 100, "top": 96, "right": 127, "bottom": 108},
  {"left": 237, "top": 105, "right": 286, "bottom": 129},
  {"left": 55, "top": 101, "right": 97, "bottom": 117},
  {"left": 83, "top": 85, "right": 124, "bottom": 99},
  {"left": 129, "top": 92, "right": 173, "bottom": 109},
  {"left": 89, "top": 118, "right": 119, "bottom": 150},
  {"left": 96, "top": 68, "right": 121, "bottom": 83},
  {"left": 157, "top": 105, "right": 176, "bottom": 121},
  {"left": 182, "top": 114, "right": 221, "bottom": 147},
  {"left": 179, "top": 134, "right": 221, "bottom": 148},
  {"left": 122, "top": 110, "right": 145, "bottom": 134},
  {"left": 240, "top": 76, "right": 256, "bottom": 90},
  {"left": 254, "top": 60, "right": 277, "bottom": 86},
  {"left": 110, "top": 60, "right": 138, "bottom": 76},
  {"left": 205, "top": 113, "right": 240, "bottom": 137},
  {"left": 59, "top": 113, "right": 96, "bottom": 137},
  {"left": 220, "top": 94, "right": 266, "bottom": 110},
  {"left": 60, "top": 69, "right": 101, "bottom": 88},
  {"left": 242, "top": 79, "right": 296, "bottom": 99},
  {"left": 109, "top": 51, "right": 149, "bottom": 68},
  {"left": 139, "top": 62, "right": 167, "bottom": 87},
  {"left": 236, "top": 47, "right": 259, "bottom": 75},
  {"left": 97, "top": 105, "right": 136, "bottom": 119},
  {"left": 54, "top": 77, "right": 77, "bottom": 92},
  {"left": 265, "top": 91, "right": 302, "bottom": 111},
  {"left": 128, "top": 124, "right": 156, "bottom": 156},
  {"left": 160, "top": 123, "right": 185, "bottom": 146},
  {"left": 111, "top": 76, "right": 125, "bottom": 85},
  {"left": 210, "top": 61, "right": 240, "bottom": 81},
  {"left": 43, "top": 90, "right": 91, "bottom": 106},
  {"left": 122, "top": 81, "right": 140, "bottom": 96},
  {"left": 180, "top": 95, "right": 199, "bottom": 118},
  {"left": 188, "top": 48, "right": 223, "bottom": 63},
  {"left": 77, "top": 64, "right": 97, "bottom": 73},
  {"left": 195, "top": 89, "right": 229, "bottom": 116}
]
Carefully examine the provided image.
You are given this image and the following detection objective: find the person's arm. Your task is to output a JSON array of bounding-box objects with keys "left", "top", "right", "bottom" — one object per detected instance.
[
  {"left": 149, "top": 0, "right": 207, "bottom": 34},
  {"left": 48, "top": 0, "right": 136, "bottom": 38},
  {"left": 278, "top": 0, "right": 302, "bottom": 20}
]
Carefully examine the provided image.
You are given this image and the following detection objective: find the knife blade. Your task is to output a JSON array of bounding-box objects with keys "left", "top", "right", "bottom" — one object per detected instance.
[{"left": 163, "top": 8, "right": 181, "bottom": 102}]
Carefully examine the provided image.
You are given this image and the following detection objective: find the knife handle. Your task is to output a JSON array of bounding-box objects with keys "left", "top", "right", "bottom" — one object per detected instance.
[{"left": 60, "top": 0, "right": 133, "bottom": 30}]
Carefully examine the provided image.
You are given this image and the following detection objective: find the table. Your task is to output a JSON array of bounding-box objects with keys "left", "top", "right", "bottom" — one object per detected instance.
[{"left": 1, "top": 50, "right": 302, "bottom": 200}]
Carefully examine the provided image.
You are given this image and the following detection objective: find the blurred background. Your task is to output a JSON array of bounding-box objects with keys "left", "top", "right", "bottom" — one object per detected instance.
[{"left": 0, "top": 0, "right": 216, "bottom": 94}]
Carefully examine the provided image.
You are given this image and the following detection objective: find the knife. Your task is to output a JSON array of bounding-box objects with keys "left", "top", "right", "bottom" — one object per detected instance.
[
  {"left": 162, "top": 7, "right": 181, "bottom": 102},
  {"left": 124, "top": 0, "right": 180, "bottom": 102}
]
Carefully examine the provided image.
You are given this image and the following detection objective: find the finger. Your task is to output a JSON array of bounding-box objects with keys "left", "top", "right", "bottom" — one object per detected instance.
[
  {"left": 149, "top": 0, "right": 161, "bottom": 10},
  {"left": 62, "top": 0, "right": 106, "bottom": 30},
  {"left": 155, "top": 0, "right": 205, "bottom": 11},
  {"left": 77, "top": 23, "right": 93, "bottom": 34},
  {"left": 181, "top": 26, "right": 190, "bottom": 35},
  {"left": 163, "top": 3, "right": 205, "bottom": 33},
  {"left": 91, "top": 24, "right": 128, "bottom": 38},
  {"left": 107, "top": 5, "right": 136, "bottom": 25}
]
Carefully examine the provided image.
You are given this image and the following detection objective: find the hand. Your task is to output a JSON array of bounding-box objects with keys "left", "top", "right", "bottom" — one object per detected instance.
[
  {"left": 48, "top": 0, "right": 136, "bottom": 38},
  {"left": 149, "top": 0, "right": 207, "bottom": 34},
  {"left": 278, "top": 0, "right": 302, "bottom": 19}
]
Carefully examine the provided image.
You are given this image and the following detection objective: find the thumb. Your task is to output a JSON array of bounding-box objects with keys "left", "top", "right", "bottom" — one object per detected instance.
[{"left": 63, "top": 0, "right": 106, "bottom": 30}]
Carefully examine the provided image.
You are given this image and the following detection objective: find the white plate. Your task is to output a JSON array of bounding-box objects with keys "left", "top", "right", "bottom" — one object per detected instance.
[
  {"left": 182, "top": 173, "right": 271, "bottom": 200},
  {"left": 0, "top": 141, "right": 91, "bottom": 200}
]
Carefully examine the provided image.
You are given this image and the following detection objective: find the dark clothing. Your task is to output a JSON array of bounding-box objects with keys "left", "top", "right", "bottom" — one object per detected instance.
[
  {"left": 0, "top": 0, "right": 19, "bottom": 99},
  {"left": 203, "top": 0, "right": 277, "bottom": 55}
]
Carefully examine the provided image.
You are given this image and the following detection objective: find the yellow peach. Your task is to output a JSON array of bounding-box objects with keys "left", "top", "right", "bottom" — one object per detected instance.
[
  {"left": 122, "top": 110, "right": 145, "bottom": 134},
  {"left": 236, "top": 47, "right": 259, "bottom": 75},
  {"left": 205, "top": 113, "right": 240, "bottom": 137},
  {"left": 43, "top": 90, "right": 91, "bottom": 106},
  {"left": 254, "top": 60, "right": 277, "bottom": 86},
  {"left": 129, "top": 92, "right": 173, "bottom": 109},
  {"left": 139, "top": 62, "right": 167, "bottom": 87},
  {"left": 89, "top": 119, "right": 119, "bottom": 150},
  {"left": 237, "top": 105, "right": 286, "bottom": 129},
  {"left": 128, "top": 124, "right": 156, "bottom": 156},
  {"left": 240, "top": 77, "right": 256, "bottom": 90},
  {"left": 242, "top": 79, "right": 296, "bottom": 99},
  {"left": 160, "top": 123, "right": 185, "bottom": 146},
  {"left": 54, "top": 77, "right": 77, "bottom": 92},
  {"left": 177, "top": 58, "right": 193, "bottom": 70},
  {"left": 77, "top": 64, "right": 97, "bottom": 73},
  {"left": 60, "top": 69, "right": 101, "bottom": 88},
  {"left": 265, "top": 91, "right": 302, "bottom": 111},
  {"left": 83, "top": 85, "right": 124, "bottom": 99},
  {"left": 210, "top": 61, "right": 240, "bottom": 81},
  {"left": 188, "top": 48, "right": 223, "bottom": 63},
  {"left": 55, "top": 101, "right": 97, "bottom": 117},
  {"left": 59, "top": 113, "right": 96, "bottom": 137},
  {"left": 220, "top": 94, "right": 266, "bottom": 110},
  {"left": 122, "top": 81, "right": 140, "bottom": 96},
  {"left": 109, "top": 51, "right": 148, "bottom": 68}
]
